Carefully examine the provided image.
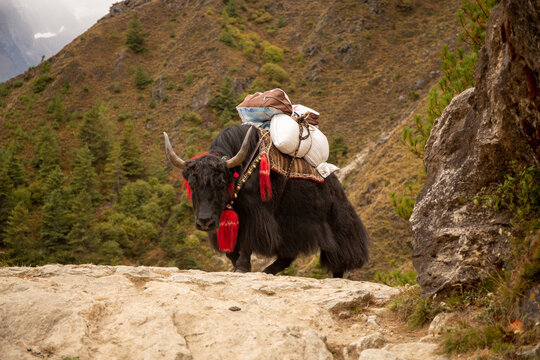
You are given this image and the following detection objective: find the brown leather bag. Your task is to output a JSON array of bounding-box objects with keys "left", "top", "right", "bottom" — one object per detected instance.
[{"left": 237, "top": 88, "right": 293, "bottom": 116}]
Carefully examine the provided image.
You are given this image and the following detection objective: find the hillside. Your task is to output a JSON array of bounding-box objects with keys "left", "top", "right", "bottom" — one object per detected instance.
[{"left": 0, "top": 0, "right": 461, "bottom": 277}]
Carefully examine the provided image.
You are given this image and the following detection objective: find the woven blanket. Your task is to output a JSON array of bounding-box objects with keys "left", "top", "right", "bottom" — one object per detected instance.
[{"left": 258, "top": 129, "right": 324, "bottom": 183}]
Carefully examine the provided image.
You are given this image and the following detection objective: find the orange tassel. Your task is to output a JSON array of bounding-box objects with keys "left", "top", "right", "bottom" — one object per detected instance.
[
  {"left": 259, "top": 152, "right": 272, "bottom": 201},
  {"left": 217, "top": 209, "right": 239, "bottom": 252}
]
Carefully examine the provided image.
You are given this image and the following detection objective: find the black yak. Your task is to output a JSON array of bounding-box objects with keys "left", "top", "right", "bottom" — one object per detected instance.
[{"left": 164, "top": 124, "right": 369, "bottom": 277}]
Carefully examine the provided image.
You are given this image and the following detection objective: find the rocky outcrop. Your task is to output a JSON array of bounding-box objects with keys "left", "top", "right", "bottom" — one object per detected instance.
[
  {"left": 410, "top": 0, "right": 539, "bottom": 296},
  {"left": 0, "top": 265, "right": 411, "bottom": 360}
]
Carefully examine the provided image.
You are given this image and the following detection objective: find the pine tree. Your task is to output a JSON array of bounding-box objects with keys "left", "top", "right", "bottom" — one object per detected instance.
[
  {"left": 0, "top": 147, "right": 28, "bottom": 246},
  {"left": 0, "top": 159, "right": 14, "bottom": 246},
  {"left": 125, "top": 13, "right": 147, "bottom": 53},
  {"left": 79, "top": 102, "right": 111, "bottom": 166},
  {"left": 102, "top": 142, "right": 126, "bottom": 199},
  {"left": 67, "top": 191, "right": 98, "bottom": 263},
  {"left": 147, "top": 146, "right": 168, "bottom": 183},
  {"left": 33, "top": 125, "right": 60, "bottom": 179},
  {"left": 71, "top": 146, "right": 99, "bottom": 203},
  {"left": 457, "top": 0, "right": 500, "bottom": 52},
  {"left": 401, "top": 0, "right": 500, "bottom": 159},
  {"left": 209, "top": 76, "right": 237, "bottom": 125},
  {"left": 134, "top": 66, "right": 153, "bottom": 90},
  {"left": 3, "top": 202, "right": 38, "bottom": 265},
  {"left": 2, "top": 145, "right": 27, "bottom": 187},
  {"left": 120, "top": 120, "right": 145, "bottom": 180},
  {"left": 47, "top": 93, "right": 65, "bottom": 124},
  {"left": 40, "top": 169, "right": 72, "bottom": 262}
]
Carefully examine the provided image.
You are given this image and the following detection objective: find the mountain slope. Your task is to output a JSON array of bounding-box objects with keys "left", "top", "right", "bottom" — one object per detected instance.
[{"left": 0, "top": 0, "right": 461, "bottom": 277}]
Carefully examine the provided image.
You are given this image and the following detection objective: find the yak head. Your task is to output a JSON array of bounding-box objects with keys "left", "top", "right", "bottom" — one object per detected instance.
[{"left": 163, "top": 128, "right": 253, "bottom": 231}]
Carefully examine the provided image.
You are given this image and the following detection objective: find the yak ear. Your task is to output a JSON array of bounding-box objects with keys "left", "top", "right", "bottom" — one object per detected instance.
[
  {"left": 163, "top": 132, "right": 187, "bottom": 169},
  {"left": 226, "top": 127, "right": 254, "bottom": 169}
]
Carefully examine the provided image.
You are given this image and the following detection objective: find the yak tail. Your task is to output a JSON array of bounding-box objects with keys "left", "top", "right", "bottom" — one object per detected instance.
[{"left": 322, "top": 185, "right": 370, "bottom": 274}]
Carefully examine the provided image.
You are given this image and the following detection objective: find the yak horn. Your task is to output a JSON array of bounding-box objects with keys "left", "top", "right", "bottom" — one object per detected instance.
[
  {"left": 226, "top": 127, "right": 254, "bottom": 168},
  {"left": 163, "top": 132, "right": 187, "bottom": 169}
]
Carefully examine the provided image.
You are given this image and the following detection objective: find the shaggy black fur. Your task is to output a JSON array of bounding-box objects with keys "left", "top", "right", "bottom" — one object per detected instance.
[{"left": 181, "top": 124, "right": 370, "bottom": 277}]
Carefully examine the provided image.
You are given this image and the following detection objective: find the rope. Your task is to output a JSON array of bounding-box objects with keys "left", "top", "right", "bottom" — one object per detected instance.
[
  {"left": 278, "top": 113, "right": 311, "bottom": 206},
  {"left": 226, "top": 131, "right": 268, "bottom": 209}
]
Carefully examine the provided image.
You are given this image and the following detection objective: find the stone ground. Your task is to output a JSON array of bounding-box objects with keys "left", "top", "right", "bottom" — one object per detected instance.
[{"left": 0, "top": 265, "right": 451, "bottom": 360}]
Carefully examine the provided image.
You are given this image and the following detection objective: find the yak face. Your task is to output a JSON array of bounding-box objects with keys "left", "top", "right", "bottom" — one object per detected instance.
[
  {"left": 163, "top": 127, "right": 253, "bottom": 231},
  {"left": 182, "top": 156, "right": 232, "bottom": 231}
]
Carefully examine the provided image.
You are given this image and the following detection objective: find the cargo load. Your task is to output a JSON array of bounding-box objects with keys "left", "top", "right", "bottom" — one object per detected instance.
[
  {"left": 236, "top": 88, "right": 292, "bottom": 129},
  {"left": 236, "top": 88, "right": 338, "bottom": 178}
]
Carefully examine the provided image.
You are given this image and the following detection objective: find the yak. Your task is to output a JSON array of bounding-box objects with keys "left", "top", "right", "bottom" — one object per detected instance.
[{"left": 164, "top": 124, "right": 369, "bottom": 277}]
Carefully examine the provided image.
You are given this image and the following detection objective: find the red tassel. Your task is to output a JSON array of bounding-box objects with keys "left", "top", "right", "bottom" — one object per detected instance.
[
  {"left": 217, "top": 209, "right": 239, "bottom": 252},
  {"left": 259, "top": 152, "right": 272, "bottom": 201},
  {"left": 182, "top": 180, "right": 192, "bottom": 202}
]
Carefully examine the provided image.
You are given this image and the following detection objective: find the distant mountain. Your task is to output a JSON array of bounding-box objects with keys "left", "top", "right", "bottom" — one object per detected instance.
[
  {"left": 0, "top": 0, "right": 36, "bottom": 81},
  {"left": 0, "top": 0, "right": 113, "bottom": 81}
]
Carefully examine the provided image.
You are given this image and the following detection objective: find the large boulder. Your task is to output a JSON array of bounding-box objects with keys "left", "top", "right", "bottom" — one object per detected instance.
[{"left": 410, "top": 0, "right": 539, "bottom": 296}]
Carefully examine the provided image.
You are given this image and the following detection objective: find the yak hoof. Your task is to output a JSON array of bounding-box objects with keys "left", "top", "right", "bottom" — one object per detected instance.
[{"left": 233, "top": 267, "right": 249, "bottom": 273}]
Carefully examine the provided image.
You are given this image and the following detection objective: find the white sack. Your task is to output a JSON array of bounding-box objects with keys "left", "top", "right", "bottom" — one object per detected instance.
[
  {"left": 270, "top": 114, "right": 312, "bottom": 157},
  {"left": 292, "top": 104, "right": 319, "bottom": 117},
  {"left": 316, "top": 162, "right": 339, "bottom": 178},
  {"left": 303, "top": 125, "right": 329, "bottom": 167}
]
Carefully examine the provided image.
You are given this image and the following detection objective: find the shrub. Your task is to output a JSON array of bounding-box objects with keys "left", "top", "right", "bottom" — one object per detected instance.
[
  {"left": 262, "top": 43, "right": 284, "bottom": 63},
  {"left": 224, "top": 0, "right": 241, "bottom": 19},
  {"left": 0, "top": 84, "right": 9, "bottom": 97},
  {"left": 295, "top": 53, "right": 306, "bottom": 67},
  {"left": 179, "top": 112, "right": 202, "bottom": 125},
  {"left": 390, "top": 192, "right": 415, "bottom": 221},
  {"left": 374, "top": 268, "right": 417, "bottom": 287},
  {"left": 443, "top": 323, "right": 504, "bottom": 354},
  {"left": 219, "top": 28, "right": 235, "bottom": 47},
  {"left": 113, "top": 83, "right": 121, "bottom": 93},
  {"left": 239, "top": 38, "right": 256, "bottom": 55},
  {"left": 32, "top": 74, "right": 53, "bottom": 93},
  {"left": 185, "top": 71, "right": 194, "bottom": 85},
  {"left": 117, "top": 110, "right": 131, "bottom": 122},
  {"left": 259, "top": 63, "right": 288, "bottom": 83},
  {"left": 253, "top": 11, "right": 272, "bottom": 24},
  {"left": 328, "top": 135, "right": 348, "bottom": 164},
  {"left": 475, "top": 162, "right": 539, "bottom": 220},
  {"left": 13, "top": 80, "right": 23, "bottom": 88}
]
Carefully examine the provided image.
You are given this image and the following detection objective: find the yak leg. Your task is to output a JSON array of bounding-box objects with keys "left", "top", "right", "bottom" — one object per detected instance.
[
  {"left": 332, "top": 271, "right": 344, "bottom": 278},
  {"left": 263, "top": 257, "right": 295, "bottom": 275},
  {"left": 225, "top": 249, "right": 239, "bottom": 267},
  {"left": 233, "top": 249, "right": 252, "bottom": 273}
]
